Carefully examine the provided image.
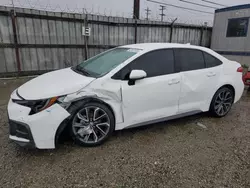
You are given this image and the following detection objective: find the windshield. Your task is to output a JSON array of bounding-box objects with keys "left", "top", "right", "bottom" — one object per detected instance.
[{"left": 72, "top": 48, "right": 140, "bottom": 77}]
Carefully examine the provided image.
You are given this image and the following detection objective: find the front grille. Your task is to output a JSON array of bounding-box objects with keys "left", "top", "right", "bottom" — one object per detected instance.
[{"left": 9, "top": 120, "right": 32, "bottom": 140}]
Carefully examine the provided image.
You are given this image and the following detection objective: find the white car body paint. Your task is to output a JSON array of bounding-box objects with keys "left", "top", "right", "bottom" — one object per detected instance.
[
  {"left": 120, "top": 72, "right": 181, "bottom": 128},
  {"left": 18, "top": 67, "right": 95, "bottom": 100},
  {"left": 7, "top": 43, "right": 244, "bottom": 149},
  {"left": 178, "top": 65, "right": 223, "bottom": 113},
  {"left": 8, "top": 99, "right": 70, "bottom": 149},
  {"left": 65, "top": 78, "right": 125, "bottom": 125}
]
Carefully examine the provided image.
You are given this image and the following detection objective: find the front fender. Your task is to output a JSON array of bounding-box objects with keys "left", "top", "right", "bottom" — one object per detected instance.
[{"left": 64, "top": 89, "right": 124, "bottom": 124}]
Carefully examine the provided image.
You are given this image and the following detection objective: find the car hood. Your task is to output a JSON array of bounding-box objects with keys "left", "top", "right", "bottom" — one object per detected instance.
[{"left": 17, "top": 68, "right": 96, "bottom": 100}]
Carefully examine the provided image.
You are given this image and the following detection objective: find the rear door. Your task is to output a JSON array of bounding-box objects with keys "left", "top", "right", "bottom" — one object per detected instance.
[{"left": 174, "top": 48, "right": 221, "bottom": 113}]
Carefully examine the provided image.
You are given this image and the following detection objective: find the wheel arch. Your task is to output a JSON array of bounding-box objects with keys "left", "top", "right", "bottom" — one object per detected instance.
[
  {"left": 54, "top": 97, "right": 116, "bottom": 147},
  {"left": 217, "top": 84, "right": 235, "bottom": 101},
  {"left": 209, "top": 84, "right": 235, "bottom": 110}
]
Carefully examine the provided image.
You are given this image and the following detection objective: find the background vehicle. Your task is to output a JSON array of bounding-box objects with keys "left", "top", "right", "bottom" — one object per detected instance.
[
  {"left": 243, "top": 70, "right": 250, "bottom": 86},
  {"left": 8, "top": 43, "right": 244, "bottom": 149}
]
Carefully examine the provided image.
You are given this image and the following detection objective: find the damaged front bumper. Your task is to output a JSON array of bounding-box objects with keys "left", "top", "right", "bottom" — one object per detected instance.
[
  {"left": 9, "top": 119, "right": 36, "bottom": 148},
  {"left": 8, "top": 99, "right": 70, "bottom": 149}
]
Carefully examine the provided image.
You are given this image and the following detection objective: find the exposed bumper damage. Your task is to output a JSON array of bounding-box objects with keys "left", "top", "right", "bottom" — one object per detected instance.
[
  {"left": 8, "top": 99, "right": 70, "bottom": 149},
  {"left": 8, "top": 81, "right": 125, "bottom": 149}
]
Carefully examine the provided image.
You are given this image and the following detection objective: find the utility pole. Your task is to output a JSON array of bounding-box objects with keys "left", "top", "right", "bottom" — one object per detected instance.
[
  {"left": 159, "top": 5, "right": 166, "bottom": 22},
  {"left": 145, "top": 7, "right": 151, "bottom": 20},
  {"left": 11, "top": 0, "right": 16, "bottom": 15},
  {"left": 133, "top": 0, "right": 140, "bottom": 19}
]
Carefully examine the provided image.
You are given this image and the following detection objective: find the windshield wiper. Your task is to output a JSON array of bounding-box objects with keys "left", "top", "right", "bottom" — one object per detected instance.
[
  {"left": 72, "top": 65, "right": 91, "bottom": 76},
  {"left": 78, "top": 66, "right": 91, "bottom": 76}
]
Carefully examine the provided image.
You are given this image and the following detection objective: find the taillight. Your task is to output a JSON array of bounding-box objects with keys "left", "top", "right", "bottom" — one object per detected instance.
[{"left": 237, "top": 67, "right": 243, "bottom": 72}]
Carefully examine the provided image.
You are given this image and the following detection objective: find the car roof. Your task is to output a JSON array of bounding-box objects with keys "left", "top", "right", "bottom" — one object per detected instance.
[
  {"left": 120, "top": 43, "right": 227, "bottom": 62},
  {"left": 121, "top": 43, "right": 209, "bottom": 51}
]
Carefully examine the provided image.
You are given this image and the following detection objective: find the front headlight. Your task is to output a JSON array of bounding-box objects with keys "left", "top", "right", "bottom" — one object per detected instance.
[{"left": 12, "top": 96, "right": 66, "bottom": 115}]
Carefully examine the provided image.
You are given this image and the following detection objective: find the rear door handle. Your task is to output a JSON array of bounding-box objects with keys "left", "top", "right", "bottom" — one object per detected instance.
[
  {"left": 207, "top": 72, "right": 216, "bottom": 77},
  {"left": 168, "top": 79, "right": 180, "bottom": 85}
]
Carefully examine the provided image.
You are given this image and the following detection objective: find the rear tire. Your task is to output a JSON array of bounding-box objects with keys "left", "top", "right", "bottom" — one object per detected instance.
[
  {"left": 210, "top": 87, "right": 234, "bottom": 117},
  {"left": 69, "top": 101, "right": 115, "bottom": 147}
]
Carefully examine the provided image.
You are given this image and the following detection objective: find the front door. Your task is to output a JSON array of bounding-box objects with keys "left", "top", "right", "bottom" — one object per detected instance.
[
  {"left": 117, "top": 49, "right": 181, "bottom": 126},
  {"left": 121, "top": 73, "right": 181, "bottom": 126}
]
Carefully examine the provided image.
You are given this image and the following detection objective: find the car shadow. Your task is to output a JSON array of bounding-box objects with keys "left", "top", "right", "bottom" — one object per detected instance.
[
  {"left": 10, "top": 110, "right": 217, "bottom": 159},
  {"left": 112, "top": 112, "right": 208, "bottom": 138},
  {"left": 14, "top": 112, "right": 208, "bottom": 154}
]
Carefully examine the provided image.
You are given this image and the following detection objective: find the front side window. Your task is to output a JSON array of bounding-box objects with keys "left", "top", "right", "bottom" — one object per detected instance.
[
  {"left": 203, "top": 52, "right": 222, "bottom": 68},
  {"left": 226, "top": 18, "right": 249, "bottom": 37},
  {"left": 72, "top": 48, "right": 140, "bottom": 77},
  {"left": 113, "top": 49, "right": 175, "bottom": 80},
  {"left": 130, "top": 49, "right": 175, "bottom": 77},
  {"left": 175, "top": 49, "right": 205, "bottom": 72}
]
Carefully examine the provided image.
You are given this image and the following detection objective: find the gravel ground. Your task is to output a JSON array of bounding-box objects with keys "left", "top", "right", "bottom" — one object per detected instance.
[{"left": 0, "top": 78, "right": 250, "bottom": 188}]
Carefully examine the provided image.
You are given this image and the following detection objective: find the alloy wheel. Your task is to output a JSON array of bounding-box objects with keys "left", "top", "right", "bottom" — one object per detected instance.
[
  {"left": 214, "top": 90, "right": 233, "bottom": 116},
  {"left": 72, "top": 106, "right": 111, "bottom": 144}
]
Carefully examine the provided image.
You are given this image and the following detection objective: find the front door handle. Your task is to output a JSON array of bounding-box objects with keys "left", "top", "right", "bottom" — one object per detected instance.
[
  {"left": 207, "top": 72, "right": 216, "bottom": 77},
  {"left": 168, "top": 79, "right": 180, "bottom": 85}
]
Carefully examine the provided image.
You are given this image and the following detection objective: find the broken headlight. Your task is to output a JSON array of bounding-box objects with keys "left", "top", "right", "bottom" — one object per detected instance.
[{"left": 12, "top": 96, "right": 66, "bottom": 115}]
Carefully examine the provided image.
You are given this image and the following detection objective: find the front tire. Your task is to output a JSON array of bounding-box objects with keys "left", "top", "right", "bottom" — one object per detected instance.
[
  {"left": 70, "top": 101, "right": 115, "bottom": 147},
  {"left": 210, "top": 87, "right": 234, "bottom": 117}
]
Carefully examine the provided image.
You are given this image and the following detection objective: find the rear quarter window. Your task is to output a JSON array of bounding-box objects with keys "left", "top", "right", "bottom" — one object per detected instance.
[{"left": 203, "top": 52, "right": 222, "bottom": 68}]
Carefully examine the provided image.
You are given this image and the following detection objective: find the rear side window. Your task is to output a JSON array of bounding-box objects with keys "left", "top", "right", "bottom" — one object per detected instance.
[
  {"left": 175, "top": 49, "right": 205, "bottom": 72},
  {"left": 112, "top": 49, "right": 175, "bottom": 79},
  {"left": 203, "top": 52, "right": 222, "bottom": 68}
]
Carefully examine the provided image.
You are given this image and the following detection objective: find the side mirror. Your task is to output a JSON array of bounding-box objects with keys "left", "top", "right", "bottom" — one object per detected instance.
[
  {"left": 128, "top": 70, "right": 147, "bottom": 85},
  {"left": 129, "top": 70, "right": 147, "bottom": 80}
]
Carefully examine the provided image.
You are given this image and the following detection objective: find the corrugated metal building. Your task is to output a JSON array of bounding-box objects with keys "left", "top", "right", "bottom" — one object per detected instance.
[{"left": 211, "top": 4, "right": 250, "bottom": 66}]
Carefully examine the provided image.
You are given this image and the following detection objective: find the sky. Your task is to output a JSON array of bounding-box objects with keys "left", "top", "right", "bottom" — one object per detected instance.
[{"left": 1, "top": 0, "right": 250, "bottom": 25}]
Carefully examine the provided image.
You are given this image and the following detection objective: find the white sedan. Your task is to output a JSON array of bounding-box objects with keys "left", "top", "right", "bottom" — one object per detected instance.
[{"left": 8, "top": 43, "right": 244, "bottom": 149}]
